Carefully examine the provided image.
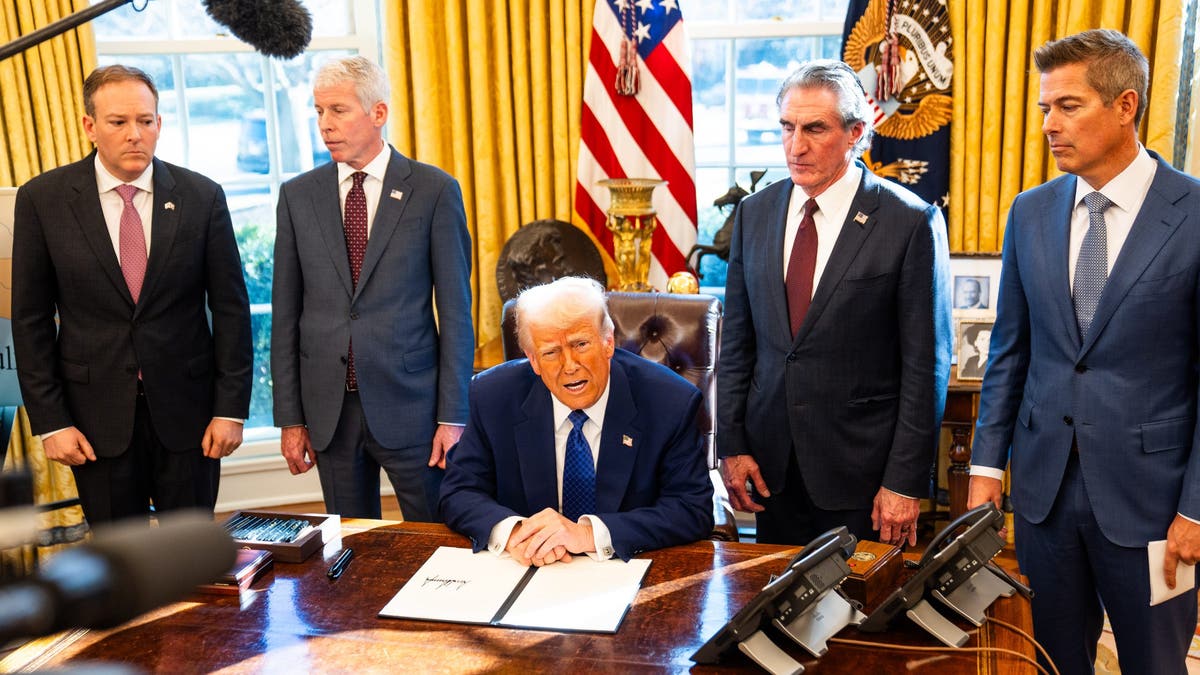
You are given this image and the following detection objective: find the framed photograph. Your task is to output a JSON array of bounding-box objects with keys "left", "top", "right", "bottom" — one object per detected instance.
[
  {"left": 949, "top": 253, "right": 1002, "bottom": 312},
  {"left": 956, "top": 319, "right": 995, "bottom": 381}
]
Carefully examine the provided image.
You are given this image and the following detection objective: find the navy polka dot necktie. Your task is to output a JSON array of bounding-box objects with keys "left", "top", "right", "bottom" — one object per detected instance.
[
  {"left": 562, "top": 409, "right": 596, "bottom": 521},
  {"left": 1074, "top": 191, "right": 1111, "bottom": 341}
]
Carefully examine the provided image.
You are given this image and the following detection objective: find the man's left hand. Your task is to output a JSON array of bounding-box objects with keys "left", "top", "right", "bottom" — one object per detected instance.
[
  {"left": 202, "top": 419, "right": 244, "bottom": 459},
  {"left": 872, "top": 488, "right": 919, "bottom": 547},
  {"left": 429, "top": 424, "right": 464, "bottom": 469},
  {"left": 1163, "top": 514, "right": 1200, "bottom": 589},
  {"left": 507, "top": 507, "right": 596, "bottom": 566}
]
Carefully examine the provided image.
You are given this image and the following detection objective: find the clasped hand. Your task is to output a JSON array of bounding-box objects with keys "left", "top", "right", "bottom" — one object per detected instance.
[{"left": 505, "top": 508, "right": 595, "bottom": 567}]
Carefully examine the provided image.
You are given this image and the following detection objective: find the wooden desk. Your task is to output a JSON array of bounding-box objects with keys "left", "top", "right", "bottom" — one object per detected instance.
[{"left": 2, "top": 522, "right": 1034, "bottom": 674}]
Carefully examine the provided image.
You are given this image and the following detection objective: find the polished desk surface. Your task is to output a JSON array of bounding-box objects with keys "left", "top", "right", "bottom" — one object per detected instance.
[{"left": 2, "top": 521, "right": 1035, "bottom": 674}]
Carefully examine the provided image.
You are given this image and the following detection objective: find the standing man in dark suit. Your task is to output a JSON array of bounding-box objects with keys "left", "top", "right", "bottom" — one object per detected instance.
[
  {"left": 272, "top": 56, "right": 473, "bottom": 521},
  {"left": 12, "top": 65, "right": 252, "bottom": 525},
  {"left": 440, "top": 277, "right": 713, "bottom": 564},
  {"left": 969, "top": 30, "right": 1199, "bottom": 675},
  {"left": 718, "top": 60, "right": 952, "bottom": 547}
]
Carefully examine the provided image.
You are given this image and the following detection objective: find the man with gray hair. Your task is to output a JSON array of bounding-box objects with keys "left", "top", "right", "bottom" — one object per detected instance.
[
  {"left": 272, "top": 55, "right": 473, "bottom": 521},
  {"left": 970, "top": 29, "right": 1200, "bottom": 674},
  {"left": 718, "top": 59, "right": 952, "bottom": 547},
  {"left": 440, "top": 277, "right": 713, "bottom": 564}
]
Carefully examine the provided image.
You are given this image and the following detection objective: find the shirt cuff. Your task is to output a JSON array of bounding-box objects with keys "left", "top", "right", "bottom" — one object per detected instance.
[
  {"left": 40, "top": 427, "right": 69, "bottom": 441},
  {"left": 214, "top": 417, "right": 244, "bottom": 424},
  {"left": 1180, "top": 513, "right": 1200, "bottom": 526},
  {"left": 580, "top": 514, "right": 615, "bottom": 560},
  {"left": 487, "top": 515, "right": 524, "bottom": 556},
  {"left": 880, "top": 486, "right": 918, "bottom": 500},
  {"left": 437, "top": 421, "right": 466, "bottom": 427},
  {"left": 969, "top": 465, "right": 1007, "bottom": 480}
]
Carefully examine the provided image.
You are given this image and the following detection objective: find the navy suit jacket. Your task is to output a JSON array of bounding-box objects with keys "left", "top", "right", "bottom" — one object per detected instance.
[
  {"left": 717, "top": 165, "right": 952, "bottom": 508},
  {"left": 439, "top": 349, "right": 715, "bottom": 560},
  {"left": 973, "top": 152, "right": 1200, "bottom": 546},
  {"left": 12, "top": 154, "right": 252, "bottom": 455},
  {"left": 271, "top": 147, "right": 474, "bottom": 450}
]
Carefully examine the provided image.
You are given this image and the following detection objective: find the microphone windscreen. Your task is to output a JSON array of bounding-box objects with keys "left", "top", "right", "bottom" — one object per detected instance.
[
  {"left": 84, "top": 512, "right": 237, "bottom": 625},
  {"left": 203, "top": 0, "right": 313, "bottom": 59}
]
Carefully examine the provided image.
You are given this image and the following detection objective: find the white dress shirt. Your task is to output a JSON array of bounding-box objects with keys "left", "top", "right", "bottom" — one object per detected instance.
[
  {"left": 782, "top": 165, "right": 862, "bottom": 295},
  {"left": 335, "top": 141, "right": 390, "bottom": 237},
  {"left": 95, "top": 156, "right": 154, "bottom": 259},
  {"left": 488, "top": 380, "right": 617, "bottom": 561}
]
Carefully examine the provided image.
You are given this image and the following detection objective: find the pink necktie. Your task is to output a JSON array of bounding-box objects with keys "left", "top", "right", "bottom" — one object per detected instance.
[
  {"left": 344, "top": 172, "right": 368, "bottom": 390},
  {"left": 785, "top": 199, "right": 818, "bottom": 337},
  {"left": 116, "top": 184, "right": 147, "bottom": 303}
]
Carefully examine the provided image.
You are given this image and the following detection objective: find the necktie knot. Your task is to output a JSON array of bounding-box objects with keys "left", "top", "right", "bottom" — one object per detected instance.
[
  {"left": 351, "top": 171, "right": 367, "bottom": 188},
  {"left": 1083, "top": 191, "right": 1112, "bottom": 217},
  {"left": 115, "top": 184, "right": 138, "bottom": 204},
  {"left": 568, "top": 409, "right": 589, "bottom": 432},
  {"left": 800, "top": 198, "right": 818, "bottom": 225}
]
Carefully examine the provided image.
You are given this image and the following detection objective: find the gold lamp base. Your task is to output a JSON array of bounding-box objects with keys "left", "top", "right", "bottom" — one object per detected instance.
[{"left": 599, "top": 178, "right": 666, "bottom": 292}]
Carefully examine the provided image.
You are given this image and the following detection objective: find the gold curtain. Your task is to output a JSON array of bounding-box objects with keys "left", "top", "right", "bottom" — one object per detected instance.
[
  {"left": 384, "top": 0, "right": 595, "bottom": 347},
  {"left": 948, "top": 0, "right": 1183, "bottom": 252},
  {"left": 0, "top": 0, "right": 96, "bottom": 574},
  {"left": 0, "top": 0, "right": 96, "bottom": 185}
]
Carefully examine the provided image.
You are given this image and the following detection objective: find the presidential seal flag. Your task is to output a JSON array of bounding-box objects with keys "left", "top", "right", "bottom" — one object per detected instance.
[
  {"left": 575, "top": 0, "right": 698, "bottom": 290},
  {"left": 842, "top": 0, "right": 953, "bottom": 215}
]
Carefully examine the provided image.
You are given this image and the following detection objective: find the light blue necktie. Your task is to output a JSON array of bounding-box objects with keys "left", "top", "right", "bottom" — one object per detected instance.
[
  {"left": 1074, "top": 191, "right": 1112, "bottom": 341},
  {"left": 562, "top": 410, "right": 596, "bottom": 521}
]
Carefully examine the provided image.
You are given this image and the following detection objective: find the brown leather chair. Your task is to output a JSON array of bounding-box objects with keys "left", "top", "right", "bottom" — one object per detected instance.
[{"left": 501, "top": 291, "right": 739, "bottom": 541}]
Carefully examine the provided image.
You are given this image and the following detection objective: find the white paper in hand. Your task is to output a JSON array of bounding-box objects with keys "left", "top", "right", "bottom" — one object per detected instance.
[{"left": 1147, "top": 539, "right": 1196, "bottom": 606}]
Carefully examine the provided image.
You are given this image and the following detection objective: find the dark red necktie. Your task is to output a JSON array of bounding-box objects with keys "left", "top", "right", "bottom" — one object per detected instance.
[
  {"left": 785, "top": 198, "right": 818, "bottom": 338},
  {"left": 344, "top": 171, "right": 367, "bottom": 390}
]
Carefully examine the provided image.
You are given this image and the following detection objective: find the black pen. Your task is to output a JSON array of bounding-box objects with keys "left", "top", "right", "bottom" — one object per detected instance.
[{"left": 327, "top": 547, "right": 354, "bottom": 580}]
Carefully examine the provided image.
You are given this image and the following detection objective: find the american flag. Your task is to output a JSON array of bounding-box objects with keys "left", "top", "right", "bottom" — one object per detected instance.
[{"left": 575, "top": 0, "right": 697, "bottom": 289}]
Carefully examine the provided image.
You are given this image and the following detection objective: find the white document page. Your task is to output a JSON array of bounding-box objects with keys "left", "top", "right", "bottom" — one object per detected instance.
[
  {"left": 1147, "top": 539, "right": 1197, "bottom": 606},
  {"left": 379, "top": 546, "right": 531, "bottom": 624},
  {"left": 500, "top": 557, "right": 652, "bottom": 633}
]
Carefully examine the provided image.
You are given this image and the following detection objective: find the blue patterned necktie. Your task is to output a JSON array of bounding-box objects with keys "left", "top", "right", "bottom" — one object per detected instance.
[
  {"left": 1074, "top": 191, "right": 1112, "bottom": 341},
  {"left": 562, "top": 410, "right": 596, "bottom": 521}
]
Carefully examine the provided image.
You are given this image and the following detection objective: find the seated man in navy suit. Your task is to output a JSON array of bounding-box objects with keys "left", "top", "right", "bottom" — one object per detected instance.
[{"left": 440, "top": 277, "right": 714, "bottom": 565}]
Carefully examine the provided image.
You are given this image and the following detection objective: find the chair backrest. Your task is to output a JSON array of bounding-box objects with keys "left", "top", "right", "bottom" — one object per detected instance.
[{"left": 501, "top": 291, "right": 721, "bottom": 469}]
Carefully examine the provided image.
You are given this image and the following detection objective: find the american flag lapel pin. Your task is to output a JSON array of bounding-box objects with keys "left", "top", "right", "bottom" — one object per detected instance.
[
  {"left": 854, "top": 211, "right": 867, "bottom": 224},
  {"left": 164, "top": 202, "right": 175, "bottom": 211},
  {"left": 622, "top": 434, "right": 633, "bottom": 447},
  {"left": 390, "top": 189, "right": 404, "bottom": 201}
]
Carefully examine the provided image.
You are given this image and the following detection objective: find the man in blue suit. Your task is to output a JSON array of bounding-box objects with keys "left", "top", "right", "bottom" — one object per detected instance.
[
  {"left": 718, "top": 60, "right": 952, "bottom": 547},
  {"left": 272, "top": 56, "right": 474, "bottom": 521},
  {"left": 440, "top": 277, "right": 713, "bottom": 564},
  {"left": 970, "top": 30, "right": 1200, "bottom": 675}
]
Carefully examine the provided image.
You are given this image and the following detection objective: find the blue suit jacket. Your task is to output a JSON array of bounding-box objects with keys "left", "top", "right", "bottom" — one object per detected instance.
[
  {"left": 973, "top": 152, "right": 1200, "bottom": 546},
  {"left": 439, "top": 349, "right": 715, "bottom": 560},
  {"left": 717, "top": 165, "right": 952, "bottom": 508},
  {"left": 271, "top": 147, "right": 474, "bottom": 450}
]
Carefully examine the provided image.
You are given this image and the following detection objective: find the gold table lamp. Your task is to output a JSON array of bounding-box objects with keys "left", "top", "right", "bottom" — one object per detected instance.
[{"left": 599, "top": 178, "right": 666, "bottom": 292}]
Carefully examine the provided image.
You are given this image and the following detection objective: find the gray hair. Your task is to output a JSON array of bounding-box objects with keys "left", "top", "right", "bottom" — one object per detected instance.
[
  {"left": 1034, "top": 29, "right": 1149, "bottom": 127},
  {"left": 776, "top": 60, "right": 874, "bottom": 156},
  {"left": 514, "top": 277, "right": 614, "bottom": 354},
  {"left": 314, "top": 55, "right": 390, "bottom": 113}
]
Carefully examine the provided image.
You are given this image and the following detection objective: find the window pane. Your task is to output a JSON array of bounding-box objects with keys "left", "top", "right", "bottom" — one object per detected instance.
[
  {"left": 733, "top": 37, "right": 820, "bottom": 166},
  {"left": 738, "top": 0, "right": 821, "bottom": 22},
  {"left": 693, "top": 40, "right": 730, "bottom": 167},
  {"left": 308, "top": 0, "right": 354, "bottom": 37},
  {"left": 170, "top": 2, "right": 225, "bottom": 39},
  {"left": 91, "top": 1, "right": 168, "bottom": 41},
  {"left": 181, "top": 54, "right": 268, "bottom": 182},
  {"left": 687, "top": 0, "right": 733, "bottom": 22},
  {"left": 230, "top": 190, "right": 277, "bottom": 431},
  {"left": 694, "top": 168, "right": 734, "bottom": 288}
]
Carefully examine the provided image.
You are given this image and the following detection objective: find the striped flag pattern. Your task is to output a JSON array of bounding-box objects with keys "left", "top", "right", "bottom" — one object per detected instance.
[{"left": 575, "top": 0, "right": 697, "bottom": 290}]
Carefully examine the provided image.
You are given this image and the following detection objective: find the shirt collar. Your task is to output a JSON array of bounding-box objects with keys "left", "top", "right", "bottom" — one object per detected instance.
[
  {"left": 550, "top": 372, "right": 612, "bottom": 432},
  {"left": 790, "top": 164, "right": 863, "bottom": 216},
  {"left": 1073, "top": 145, "right": 1155, "bottom": 213},
  {"left": 94, "top": 155, "right": 154, "bottom": 195},
  {"left": 336, "top": 141, "right": 391, "bottom": 185}
]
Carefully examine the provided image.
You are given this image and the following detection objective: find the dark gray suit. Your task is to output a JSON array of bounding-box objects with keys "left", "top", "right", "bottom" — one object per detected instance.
[
  {"left": 272, "top": 146, "right": 473, "bottom": 520},
  {"left": 718, "top": 164, "right": 952, "bottom": 542},
  {"left": 12, "top": 153, "right": 252, "bottom": 520}
]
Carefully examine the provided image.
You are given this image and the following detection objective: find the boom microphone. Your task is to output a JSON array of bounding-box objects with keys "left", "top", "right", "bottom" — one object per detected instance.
[
  {"left": 0, "top": 512, "right": 236, "bottom": 642},
  {"left": 203, "top": 0, "right": 313, "bottom": 59}
]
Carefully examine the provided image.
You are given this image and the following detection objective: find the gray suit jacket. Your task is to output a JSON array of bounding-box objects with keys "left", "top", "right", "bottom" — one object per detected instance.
[
  {"left": 973, "top": 152, "right": 1200, "bottom": 546},
  {"left": 271, "top": 147, "right": 473, "bottom": 450},
  {"left": 12, "top": 154, "right": 252, "bottom": 456},
  {"left": 717, "top": 165, "right": 952, "bottom": 509}
]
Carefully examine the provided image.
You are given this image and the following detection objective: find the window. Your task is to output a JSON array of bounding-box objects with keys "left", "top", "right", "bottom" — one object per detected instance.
[
  {"left": 688, "top": 0, "right": 850, "bottom": 288},
  {"left": 92, "top": 0, "right": 380, "bottom": 438}
]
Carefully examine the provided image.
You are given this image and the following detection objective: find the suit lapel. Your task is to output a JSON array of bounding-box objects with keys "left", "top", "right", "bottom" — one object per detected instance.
[
  {"left": 761, "top": 181, "right": 794, "bottom": 341},
  {"left": 66, "top": 158, "right": 133, "bottom": 308},
  {"left": 595, "top": 356, "right": 639, "bottom": 514},
  {"left": 307, "top": 163, "right": 355, "bottom": 297},
  {"left": 356, "top": 148, "right": 413, "bottom": 299},
  {"left": 794, "top": 167, "right": 878, "bottom": 345},
  {"left": 1036, "top": 178, "right": 1083, "bottom": 348},
  {"left": 516, "top": 378, "right": 559, "bottom": 513},
  {"left": 1081, "top": 161, "right": 1188, "bottom": 355},
  {"left": 138, "top": 159, "right": 180, "bottom": 315}
]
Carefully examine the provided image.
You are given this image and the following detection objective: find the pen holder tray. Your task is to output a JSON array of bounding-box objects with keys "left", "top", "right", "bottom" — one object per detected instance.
[{"left": 221, "top": 510, "right": 340, "bottom": 563}]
